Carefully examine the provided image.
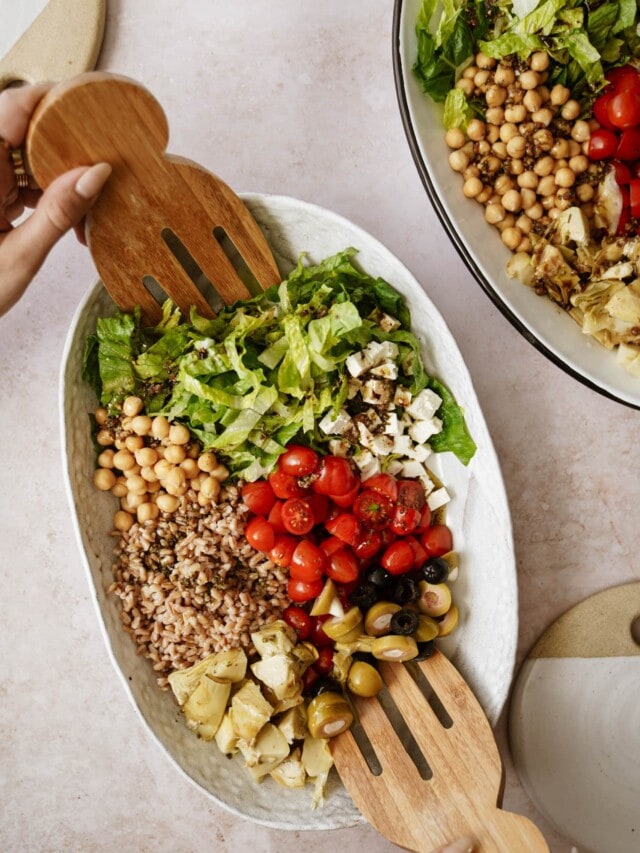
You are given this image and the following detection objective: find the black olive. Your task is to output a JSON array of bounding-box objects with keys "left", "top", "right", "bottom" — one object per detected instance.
[
  {"left": 422, "top": 557, "right": 450, "bottom": 585},
  {"left": 414, "top": 640, "right": 437, "bottom": 661},
  {"left": 349, "top": 581, "right": 379, "bottom": 611},
  {"left": 391, "top": 576, "right": 419, "bottom": 605},
  {"left": 389, "top": 608, "right": 419, "bottom": 636},
  {"left": 308, "top": 676, "right": 343, "bottom": 698},
  {"left": 365, "top": 565, "right": 394, "bottom": 589}
]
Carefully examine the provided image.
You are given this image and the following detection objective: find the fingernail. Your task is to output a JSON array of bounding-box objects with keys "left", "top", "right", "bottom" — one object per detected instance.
[{"left": 75, "top": 162, "right": 112, "bottom": 200}]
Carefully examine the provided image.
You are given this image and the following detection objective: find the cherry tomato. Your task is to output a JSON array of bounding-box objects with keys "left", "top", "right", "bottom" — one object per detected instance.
[
  {"left": 414, "top": 504, "right": 433, "bottom": 534},
  {"left": 588, "top": 128, "right": 619, "bottom": 160},
  {"left": 353, "top": 489, "right": 394, "bottom": 530},
  {"left": 268, "top": 534, "right": 297, "bottom": 568},
  {"left": 290, "top": 539, "right": 326, "bottom": 581},
  {"left": 396, "top": 479, "right": 426, "bottom": 510},
  {"left": 241, "top": 480, "right": 277, "bottom": 516},
  {"left": 593, "top": 91, "right": 617, "bottom": 130},
  {"left": 267, "top": 501, "right": 287, "bottom": 533},
  {"left": 287, "top": 576, "right": 324, "bottom": 603},
  {"left": 607, "top": 90, "right": 640, "bottom": 130},
  {"left": 316, "top": 647, "right": 334, "bottom": 675},
  {"left": 268, "top": 469, "right": 308, "bottom": 500},
  {"left": 330, "top": 481, "right": 360, "bottom": 508},
  {"left": 354, "top": 529, "right": 383, "bottom": 560},
  {"left": 612, "top": 159, "right": 632, "bottom": 184},
  {"left": 615, "top": 127, "right": 640, "bottom": 161},
  {"left": 381, "top": 539, "right": 415, "bottom": 575},
  {"left": 302, "top": 665, "right": 320, "bottom": 693},
  {"left": 325, "top": 512, "right": 362, "bottom": 546},
  {"left": 282, "top": 604, "right": 312, "bottom": 640},
  {"left": 405, "top": 535, "right": 428, "bottom": 570},
  {"left": 278, "top": 444, "right": 320, "bottom": 477},
  {"left": 389, "top": 504, "right": 422, "bottom": 536},
  {"left": 310, "top": 614, "right": 333, "bottom": 647},
  {"left": 362, "top": 472, "right": 398, "bottom": 503},
  {"left": 281, "top": 498, "right": 314, "bottom": 536},
  {"left": 320, "top": 535, "right": 346, "bottom": 558},
  {"left": 326, "top": 548, "right": 360, "bottom": 584},
  {"left": 380, "top": 526, "right": 397, "bottom": 548},
  {"left": 312, "top": 456, "right": 358, "bottom": 497},
  {"left": 306, "top": 492, "right": 330, "bottom": 524},
  {"left": 605, "top": 65, "right": 640, "bottom": 94},
  {"left": 244, "top": 516, "right": 276, "bottom": 552},
  {"left": 420, "top": 524, "right": 453, "bottom": 559}
]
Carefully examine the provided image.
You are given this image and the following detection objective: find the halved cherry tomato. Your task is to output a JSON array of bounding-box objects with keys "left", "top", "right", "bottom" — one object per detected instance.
[
  {"left": 244, "top": 516, "right": 276, "bottom": 552},
  {"left": 615, "top": 127, "right": 640, "bottom": 161},
  {"left": 315, "top": 647, "right": 334, "bottom": 675},
  {"left": 608, "top": 89, "right": 640, "bottom": 130},
  {"left": 414, "top": 504, "right": 433, "bottom": 534},
  {"left": 325, "top": 512, "right": 361, "bottom": 546},
  {"left": 353, "top": 489, "right": 394, "bottom": 530},
  {"left": 290, "top": 539, "right": 326, "bottom": 581},
  {"left": 389, "top": 504, "right": 422, "bottom": 536},
  {"left": 302, "top": 665, "right": 320, "bottom": 692},
  {"left": 278, "top": 444, "right": 320, "bottom": 477},
  {"left": 593, "top": 91, "right": 617, "bottom": 130},
  {"left": 288, "top": 577, "right": 324, "bottom": 603},
  {"left": 312, "top": 456, "right": 358, "bottom": 497},
  {"left": 605, "top": 65, "right": 640, "bottom": 94},
  {"left": 397, "top": 479, "right": 426, "bottom": 510},
  {"left": 281, "top": 498, "right": 314, "bottom": 536},
  {"left": 354, "top": 529, "right": 383, "bottom": 561},
  {"left": 420, "top": 524, "right": 453, "bottom": 558},
  {"left": 267, "top": 500, "right": 287, "bottom": 533},
  {"left": 405, "top": 535, "right": 428, "bottom": 570},
  {"left": 612, "top": 159, "right": 632, "bottom": 184},
  {"left": 282, "top": 604, "right": 312, "bottom": 640},
  {"left": 320, "top": 535, "right": 347, "bottom": 558},
  {"left": 326, "top": 548, "right": 360, "bottom": 584},
  {"left": 268, "top": 469, "right": 308, "bottom": 500},
  {"left": 362, "top": 472, "right": 398, "bottom": 503},
  {"left": 268, "top": 534, "right": 297, "bottom": 568},
  {"left": 241, "top": 480, "right": 277, "bottom": 516},
  {"left": 307, "top": 492, "right": 330, "bottom": 524},
  {"left": 330, "top": 481, "right": 360, "bottom": 508},
  {"left": 588, "top": 128, "right": 619, "bottom": 160},
  {"left": 381, "top": 539, "right": 415, "bottom": 575},
  {"left": 310, "top": 614, "right": 333, "bottom": 647}
]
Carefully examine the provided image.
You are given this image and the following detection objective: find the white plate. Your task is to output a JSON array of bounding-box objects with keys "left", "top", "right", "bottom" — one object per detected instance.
[
  {"left": 60, "top": 193, "right": 517, "bottom": 829},
  {"left": 393, "top": 0, "right": 640, "bottom": 411}
]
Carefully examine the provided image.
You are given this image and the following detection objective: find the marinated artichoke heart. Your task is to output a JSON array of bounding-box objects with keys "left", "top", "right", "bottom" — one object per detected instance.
[
  {"left": 238, "top": 723, "right": 290, "bottom": 780},
  {"left": 231, "top": 680, "right": 274, "bottom": 741},
  {"left": 182, "top": 676, "right": 231, "bottom": 740},
  {"left": 270, "top": 747, "right": 307, "bottom": 789},
  {"left": 250, "top": 620, "right": 297, "bottom": 658},
  {"left": 302, "top": 735, "right": 334, "bottom": 809},
  {"left": 251, "top": 654, "right": 304, "bottom": 701},
  {"left": 167, "top": 648, "right": 247, "bottom": 705}
]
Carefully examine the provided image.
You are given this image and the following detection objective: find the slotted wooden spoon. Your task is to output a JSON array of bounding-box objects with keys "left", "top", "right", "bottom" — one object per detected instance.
[
  {"left": 25, "top": 72, "right": 281, "bottom": 324},
  {"left": 331, "top": 649, "right": 549, "bottom": 852}
]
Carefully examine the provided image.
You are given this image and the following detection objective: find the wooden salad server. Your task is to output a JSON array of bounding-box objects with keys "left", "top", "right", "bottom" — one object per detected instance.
[
  {"left": 331, "top": 649, "right": 549, "bottom": 852},
  {"left": 25, "top": 72, "right": 281, "bottom": 324}
]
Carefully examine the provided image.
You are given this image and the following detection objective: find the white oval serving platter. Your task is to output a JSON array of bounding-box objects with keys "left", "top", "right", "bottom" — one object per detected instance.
[{"left": 60, "top": 193, "right": 517, "bottom": 829}]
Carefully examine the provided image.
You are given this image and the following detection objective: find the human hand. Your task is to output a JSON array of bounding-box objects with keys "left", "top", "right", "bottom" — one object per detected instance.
[
  {"left": 431, "top": 837, "right": 475, "bottom": 853},
  {"left": 0, "top": 83, "right": 111, "bottom": 316}
]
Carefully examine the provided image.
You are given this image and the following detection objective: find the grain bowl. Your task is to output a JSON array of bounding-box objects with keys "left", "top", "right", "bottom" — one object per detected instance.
[{"left": 60, "top": 193, "right": 517, "bottom": 829}]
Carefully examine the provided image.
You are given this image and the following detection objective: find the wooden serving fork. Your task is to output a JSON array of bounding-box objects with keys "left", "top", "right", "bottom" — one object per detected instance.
[
  {"left": 331, "top": 650, "right": 549, "bottom": 852},
  {"left": 25, "top": 72, "right": 281, "bottom": 324}
]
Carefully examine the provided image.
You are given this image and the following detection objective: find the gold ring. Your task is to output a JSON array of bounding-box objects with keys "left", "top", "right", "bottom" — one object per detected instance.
[{"left": 1, "top": 137, "right": 29, "bottom": 190}]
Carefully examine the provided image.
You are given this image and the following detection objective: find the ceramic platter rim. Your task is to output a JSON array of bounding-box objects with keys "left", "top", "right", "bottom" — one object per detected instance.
[
  {"left": 392, "top": 0, "right": 640, "bottom": 412},
  {"left": 59, "top": 192, "right": 518, "bottom": 830}
]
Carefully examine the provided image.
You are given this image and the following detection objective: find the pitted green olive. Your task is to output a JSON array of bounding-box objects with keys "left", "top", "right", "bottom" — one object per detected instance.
[
  {"left": 347, "top": 661, "right": 383, "bottom": 698},
  {"left": 322, "top": 607, "right": 363, "bottom": 640},
  {"left": 371, "top": 635, "right": 418, "bottom": 661},
  {"left": 307, "top": 691, "right": 353, "bottom": 738},
  {"left": 417, "top": 581, "right": 452, "bottom": 618},
  {"left": 438, "top": 603, "right": 459, "bottom": 637},
  {"left": 413, "top": 614, "right": 439, "bottom": 642},
  {"left": 364, "top": 601, "right": 401, "bottom": 637}
]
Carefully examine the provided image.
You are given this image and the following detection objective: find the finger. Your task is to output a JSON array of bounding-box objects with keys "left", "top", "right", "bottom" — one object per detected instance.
[
  {"left": 0, "top": 84, "right": 52, "bottom": 147},
  {"left": 0, "top": 162, "right": 111, "bottom": 315},
  {"left": 430, "top": 838, "right": 476, "bottom": 853}
]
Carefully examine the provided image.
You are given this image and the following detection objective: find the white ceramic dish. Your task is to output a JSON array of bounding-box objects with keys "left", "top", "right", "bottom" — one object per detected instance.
[
  {"left": 60, "top": 193, "right": 517, "bottom": 829},
  {"left": 393, "top": 0, "right": 640, "bottom": 411}
]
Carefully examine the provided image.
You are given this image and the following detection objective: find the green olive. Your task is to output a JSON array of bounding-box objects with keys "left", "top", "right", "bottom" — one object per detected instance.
[
  {"left": 417, "top": 581, "right": 452, "bottom": 618},
  {"left": 335, "top": 634, "right": 375, "bottom": 654},
  {"left": 438, "top": 603, "right": 459, "bottom": 637},
  {"left": 364, "top": 601, "right": 401, "bottom": 637},
  {"left": 347, "top": 661, "right": 384, "bottom": 698},
  {"left": 310, "top": 578, "right": 340, "bottom": 616},
  {"left": 322, "top": 607, "right": 363, "bottom": 640},
  {"left": 413, "top": 614, "right": 439, "bottom": 643},
  {"left": 371, "top": 635, "right": 418, "bottom": 661},
  {"left": 307, "top": 691, "right": 354, "bottom": 738}
]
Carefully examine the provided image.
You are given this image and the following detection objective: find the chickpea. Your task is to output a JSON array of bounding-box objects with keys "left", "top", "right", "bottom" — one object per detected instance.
[
  {"left": 187, "top": 442, "right": 200, "bottom": 459},
  {"left": 485, "top": 85, "right": 507, "bottom": 107},
  {"left": 534, "top": 155, "right": 554, "bottom": 176},
  {"left": 506, "top": 135, "right": 526, "bottom": 158},
  {"left": 523, "top": 89, "right": 542, "bottom": 113},
  {"left": 96, "top": 428, "right": 115, "bottom": 447},
  {"left": 461, "top": 140, "right": 475, "bottom": 157},
  {"left": 448, "top": 149, "right": 469, "bottom": 172},
  {"left": 508, "top": 158, "right": 524, "bottom": 176},
  {"left": 137, "top": 502, "right": 160, "bottom": 524},
  {"left": 496, "top": 213, "right": 516, "bottom": 232},
  {"left": 488, "top": 192, "right": 501, "bottom": 206},
  {"left": 112, "top": 449, "right": 135, "bottom": 471},
  {"left": 476, "top": 186, "right": 493, "bottom": 204},
  {"left": 548, "top": 84, "right": 569, "bottom": 107},
  {"left": 542, "top": 194, "right": 557, "bottom": 210},
  {"left": 111, "top": 478, "right": 128, "bottom": 498},
  {"left": 499, "top": 122, "right": 518, "bottom": 143},
  {"left": 123, "top": 464, "right": 142, "bottom": 478},
  {"left": 477, "top": 139, "right": 491, "bottom": 156},
  {"left": 576, "top": 183, "right": 594, "bottom": 202},
  {"left": 502, "top": 189, "right": 523, "bottom": 212},
  {"left": 169, "top": 423, "right": 190, "bottom": 445},
  {"left": 569, "top": 154, "right": 589, "bottom": 174},
  {"left": 145, "top": 479, "right": 161, "bottom": 494},
  {"left": 516, "top": 214, "right": 533, "bottom": 234},
  {"left": 140, "top": 465, "right": 158, "bottom": 483},
  {"left": 200, "top": 475, "right": 222, "bottom": 501},
  {"left": 164, "top": 443, "right": 187, "bottom": 464},
  {"left": 519, "top": 69, "right": 540, "bottom": 90},
  {"left": 554, "top": 167, "right": 576, "bottom": 188},
  {"left": 581, "top": 140, "right": 591, "bottom": 156},
  {"left": 121, "top": 416, "right": 133, "bottom": 431},
  {"left": 165, "top": 466, "right": 186, "bottom": 490},
  {"left": 97, "top": 448, "right": 115, "bottom": 469},
  {"left": 494, "top": 64, "right": 515, "bottom": 86},
  {"left": 151, "top": 415, "right": 170, "bottom": 440},
  {"left": 456, "top": 78, "right": 474, "bottom": 97},
  {"left": 462, "top": 65, "right": 478, "bottom": 79},
  {"left": 121, "top": 492, "right": 145, "bottom": 511},
  {"left": 180, "top": 458, "right": 200, "bottom": 479},
  {"left": 156, "top": 493, "right": 180, "bottom": 514},
  {"left": 154, "top": 458, "right": 173, "bottom": 479},
  {"left": 555, "top": 192, "right": 573, "bottom": 211},
  {"left": 527, "top": 201, "right": 544, "bottom": 220},
  {"left": 533, "top": 128, "right": 554, "bottom": 151},
  {"left": 537, "top": 174, "right": 556, "bottom": 196},
  {"left": 125, "top": 434, "right": 144, "bottom": 452},
  {"left": 570, "top": 119, "right": 590, "bottom": 142},
  {"left": 210, "top": 464, "right": 230, "bottom": 482},
  {"left": 476, "top": 51, "right": 495, "bottom": 69},
  {"left": 93, "top": 468, "right": 117, "bottom": 491},
  {"left": 122, "top": 396, "right": 143, "bottom": 417},
  {"left": 518, "top": 170, "right": 539, "bottom": 189},
  {"left": 129, "top": 415, "right": 151, "bottom": 436},
  {"left": 501, "top": 226, "right": 523, "bottom": 249},
  {"left": 485, "top": 107, "right": 505, "bottom": 126},
  {"left": 581, "top": 202, "right": 595, "bottom": 219},
  {"left": 530, "top": 51, "right": 550, "bottom": 72},
  {"left": 484, "top": 155, "right": 501, "bottom": 173},
  {"left": 94, "top": 408, "right": 109, "bottom": 426},
  {"left": 486, "top": 125, "right": 500, "bottom": 143},
  {"left": 504, "top": 104, "right": 527, "bottom": 123},
  {"left": 197, "top": 452, "right": 218, "bottom": 472},
  {"left": 550, "top": 139, "right": 570, "bottom": 159},
  {"left": 463, "top": 164, "right": 481, "bottom": 180},
  {"left": 113, "top": 510, "right": 134, "bottom": 532},
  {"left": 495, "top": 174, "right": 514, "bottom": 195},
  {"left": 532, "top": 108, "right": 554, "bottom": 126},
  {"left": 466, "top": 118, "right": 486, "bottom": 141},
  {"left": 517, "top": 238, "right": 532, "bottom": 254},
  {"left": 134, "top": 447, "right": 157, "bottom": 467},
  {"left": 485, "top": 202, "right": 505, "bottom": 224},
  {"left": 563, "top": 100, "right": 582, "bottom": 121},
  {"left": 520, "top": 187, "right": 537, "bottom": 209},
  {"left": 538, "top": 85, "right": 551, "bottom": 103},
  {"left": 463, "top": 177, "right": 483, "bottom": 198},
  {"left": 474, "top": 69, "right": 491, "bottom": 88},
  {"left": 492, "top": 141, "right": 508, "bottom": 159},
  {"left": 126, "top": 474, "right": 147, "bottom": 496}
]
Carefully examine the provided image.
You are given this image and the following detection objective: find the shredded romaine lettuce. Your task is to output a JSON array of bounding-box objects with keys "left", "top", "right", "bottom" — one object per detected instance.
[{"left": 84, "top": 249, "right": 476, "bottom": 474}]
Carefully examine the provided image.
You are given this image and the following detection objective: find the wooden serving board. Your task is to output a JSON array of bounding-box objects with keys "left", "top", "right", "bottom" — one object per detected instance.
[
  {"left": 509, "top": 583, "right": 640, "bottom": 853},
  {"left": 0, "top": 0, "right": 106, "bottom": 91}
]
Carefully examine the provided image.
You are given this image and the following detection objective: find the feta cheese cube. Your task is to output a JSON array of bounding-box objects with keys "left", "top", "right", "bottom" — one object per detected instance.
[
  {"left": 394, "top": 386, "right": 412, "bottom": 407},
  {"left": 370, "top": 434, "right": 395, "bottom": 456},
  {"left": 406, "top": 388, "right": 442, "bottom": 421},
  {"left": 427, "top": 487, "right": 450, "bottom": 511},
  {"left": 361, "top": 379, "right": 393, "bottom": 406},
  {"left": 391, "top": 434, "right": 412, "bottom": 456},
  {"left": 347, "top": 378, "right": 362, "bottom": 399},
  {"left": 379, "top": 313, "right": 401, "bottom": 333},
  {"left": 404, "top": 442, "right": 431, "bottom": 463},
  {"left": 318, "top": 408, "right": 352, "bottom": 435},
  {"left": 385, "top": 459, "right": 404, "bottom": 476},
  {"left": 356, "top": 422, "right": 376, "bottom": 452},
  {"left": 359, "top": 457, "right": 381, "bottom": 480},
  {"left": 370, "top": 361, "right": 399, "bottom": 380},
  {"left": 408, "top": 417, "right": 442, "bottom": 444},
  {"left": 400, "top": 459, "right": 427, "bottom": 479},
  {"left": 328, "top": 439, "right": 350, "bottom": 457},
  {"left": 353, "top": 449, "right": 373, "bottom": 471},
  {"left": 345, "top": 350, "right": 374, "bottom": 378},
  {"left": 377, "top": 341, "right": 400, "bottom": 361},
  {"left": 383, "top": 411, "right": 399, "bottom": 435}
]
